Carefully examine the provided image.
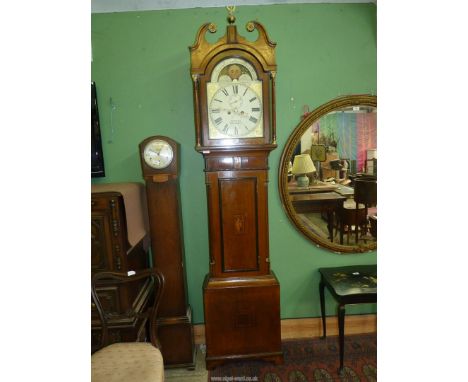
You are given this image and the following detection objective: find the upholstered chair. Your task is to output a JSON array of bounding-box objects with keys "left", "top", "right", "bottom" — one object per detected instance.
[{"left": 91, "top": 268, "right": 165, "bottom": 382}]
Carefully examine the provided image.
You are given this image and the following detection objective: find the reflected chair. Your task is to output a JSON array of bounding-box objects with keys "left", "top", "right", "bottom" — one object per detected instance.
[
  {"left": 353, "top": 179, "right": 377, "bottom": 243},
  {"left": 337, "top": 199, "right": 367, "bottom": 244},
  {"left": 91, "top": 268, "right": 165, "bottom": 382}
]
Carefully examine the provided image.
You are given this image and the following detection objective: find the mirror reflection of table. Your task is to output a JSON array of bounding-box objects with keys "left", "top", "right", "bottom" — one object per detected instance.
[
  {"left": 289, "top": 192, "right": 346, "bottom": 242},
  {"left": 288, "top": 183, "right": 338, "bottom": 195},
  {"left": 334, "top": 185, "right": 354, "bottom": 197},
  {"left": 288, "top": 181, "right": 354, "bottom": 196}
]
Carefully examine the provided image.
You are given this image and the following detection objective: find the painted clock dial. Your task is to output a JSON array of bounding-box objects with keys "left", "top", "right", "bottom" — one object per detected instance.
[
  {"left": 208, "top": 83, "right": 262, "bottom": 138},
  {"left": 206, "top": 57, "right": 264, "bottom": 139},
  {"left": 143, "top": 139, "right": 174, "bottom": 169}
]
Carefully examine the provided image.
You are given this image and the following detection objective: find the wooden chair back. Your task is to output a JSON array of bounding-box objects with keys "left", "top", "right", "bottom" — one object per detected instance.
[
  {"left": 354, "top": 179, "right": 377, "bottom": 242},
  {"left": 354, "top": 179, "right": 377, "bottom": 207},
  {"left": 91, "top": 268, "right": 165, "bottom": 350}
]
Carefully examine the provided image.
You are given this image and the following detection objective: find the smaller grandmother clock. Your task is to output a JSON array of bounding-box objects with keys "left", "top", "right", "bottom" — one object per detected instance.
[
  {"left": 139, "top": 136, "right": 195, "bottom": 368},
  {"left": 189, "top": 7, "right": 283, "bottom": 369}
]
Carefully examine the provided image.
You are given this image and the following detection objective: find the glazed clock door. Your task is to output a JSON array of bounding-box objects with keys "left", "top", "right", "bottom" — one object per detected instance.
[{"left": 197, "top": 51, "right": 274, "bottom": 150}]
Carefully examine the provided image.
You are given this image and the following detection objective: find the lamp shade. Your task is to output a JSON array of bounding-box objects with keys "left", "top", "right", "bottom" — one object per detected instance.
[
  {"left": 292, "top": 154, "right": 316, "bottom": 175},
  {"left": 367, "top": 149, "right": 377, "bottom": 160}
]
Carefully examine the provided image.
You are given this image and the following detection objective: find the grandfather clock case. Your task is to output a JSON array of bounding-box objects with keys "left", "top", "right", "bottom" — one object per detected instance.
[{"left": 189, "top": 10, "right": 283, "bottom": 369}]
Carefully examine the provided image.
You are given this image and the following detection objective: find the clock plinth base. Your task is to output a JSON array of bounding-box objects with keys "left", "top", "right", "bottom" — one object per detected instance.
[
  {"left": 157, "top": 306, "right": 196, "bottom": 369},
  {"left": 203, "top": 273, "right": 283, "bottom": 370},
  {"left": 206, "top": 352, "right": 283, "bottom": 371}
]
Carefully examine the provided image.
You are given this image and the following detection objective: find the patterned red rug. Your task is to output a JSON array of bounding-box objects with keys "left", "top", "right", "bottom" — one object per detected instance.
[{"left": 208, "top": 333, "right": 376, "bottom": 381}]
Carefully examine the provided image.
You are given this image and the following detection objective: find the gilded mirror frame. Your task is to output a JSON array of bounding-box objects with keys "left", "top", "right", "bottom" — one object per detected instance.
[{"left": 279, "top": 94, "right": 377, "bottom": 254}]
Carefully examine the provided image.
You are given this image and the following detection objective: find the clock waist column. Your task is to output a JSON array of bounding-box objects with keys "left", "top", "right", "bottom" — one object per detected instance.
[
  {"left": 146, "top": 178, "right": 189, "bottom": 316},
  {"left": 202, "top": 150, "right": 272, "bottom": 278},
  {"left": 143, "top": 173, "right": 195, "bottom": 369}
]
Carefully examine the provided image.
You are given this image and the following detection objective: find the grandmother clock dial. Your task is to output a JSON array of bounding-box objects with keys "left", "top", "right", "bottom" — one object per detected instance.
[
  {"left": 189, "top": 7, "right": 283, "bottom": 369},
  {"left": 139, "top": 136, "right": 195, "bottom": 368}
]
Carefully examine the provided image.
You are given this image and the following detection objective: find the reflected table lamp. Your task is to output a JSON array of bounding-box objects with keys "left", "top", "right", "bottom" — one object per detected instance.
[{"left": 292, "top": 154, "right": 316, "bottom": 187}]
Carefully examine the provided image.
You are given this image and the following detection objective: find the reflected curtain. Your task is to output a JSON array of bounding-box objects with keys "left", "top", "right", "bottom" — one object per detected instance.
[
  {"left": 356, "top": 113, "right": 377, "bottom": 172},
  {"left": 316, "top": 112, "right": 376, "bottom": 173}
]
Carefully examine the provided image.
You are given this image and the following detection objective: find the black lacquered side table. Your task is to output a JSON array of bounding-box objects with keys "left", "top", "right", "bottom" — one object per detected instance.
[{"left": 318, "top": 264, "right": 377, "bottom": 374}]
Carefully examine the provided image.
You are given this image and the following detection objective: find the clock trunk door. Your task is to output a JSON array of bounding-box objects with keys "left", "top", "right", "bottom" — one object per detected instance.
[{"left": 206, "top": 170, "right": 269, "bottom": 277}]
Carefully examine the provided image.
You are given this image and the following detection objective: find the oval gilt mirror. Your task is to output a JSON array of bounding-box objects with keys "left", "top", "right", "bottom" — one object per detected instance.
[{"left": 279, "top": 95, "right": 377, "bottom": 253}]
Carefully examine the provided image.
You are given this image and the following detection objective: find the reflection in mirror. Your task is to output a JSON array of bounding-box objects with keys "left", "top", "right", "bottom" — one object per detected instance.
[{"left": 279, "top": 95, "right": 377, "bottom": 253}]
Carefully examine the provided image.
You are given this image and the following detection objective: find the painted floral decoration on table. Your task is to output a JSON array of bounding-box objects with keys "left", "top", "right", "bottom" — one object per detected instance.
[{"left": 331, "top": 272, "right": 377, "bottom": 289}]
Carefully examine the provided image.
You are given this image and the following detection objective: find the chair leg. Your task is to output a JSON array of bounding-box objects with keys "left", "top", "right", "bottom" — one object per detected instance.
[
  {"left": 339, "top": 214, "right": 344, "bottom": 245},
  {"left": 355, "top": 209, "right": 359, "bottom": 244}
]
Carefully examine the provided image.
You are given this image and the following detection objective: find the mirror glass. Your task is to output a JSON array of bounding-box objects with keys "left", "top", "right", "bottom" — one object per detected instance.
[{"left": 279, "top": 95, "right": 377, "bottom": 253}]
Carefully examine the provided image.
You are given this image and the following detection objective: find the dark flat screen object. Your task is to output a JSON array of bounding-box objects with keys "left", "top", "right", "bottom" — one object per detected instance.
[{"left": 91, "top": 82, "right": 105, "bottom": 178}]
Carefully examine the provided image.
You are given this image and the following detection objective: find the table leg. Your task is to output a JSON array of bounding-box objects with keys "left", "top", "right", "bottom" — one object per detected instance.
[
  {"left": 326, "top": 210, "right": 334, "bottom": 242},
  {"left": 338, "top": 304, "right": 346, "bottom": 374},
  {"left": 319, "top": 279, "right": 326, "bottom": 338}
]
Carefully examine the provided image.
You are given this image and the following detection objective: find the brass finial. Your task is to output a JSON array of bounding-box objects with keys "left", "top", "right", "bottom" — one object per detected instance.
[
  {"left": 208, "top": 23, "right": 217, "bottom": 33},
  {"left": 226, "top": 5, "right": 236, "bottom": 24}
]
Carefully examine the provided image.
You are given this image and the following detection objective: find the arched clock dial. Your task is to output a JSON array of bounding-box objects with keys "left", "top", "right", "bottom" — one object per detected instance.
[
  {"left": 208, "top": 83, "right": 262, "bottom": 138},
  {"left": 143, "top": 139, "right": 174, "bottom": 169},
  {"left": 205, "top": 54, "right": 264, "bottom": 140}
]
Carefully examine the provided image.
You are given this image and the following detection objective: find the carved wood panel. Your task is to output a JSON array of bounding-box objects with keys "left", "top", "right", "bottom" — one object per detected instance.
[
  {"left": 92, "top": 285, "right": 121, "bottom": 319},
  {"left": 91, "top": 216, "right": 109, "bottom": 272}
]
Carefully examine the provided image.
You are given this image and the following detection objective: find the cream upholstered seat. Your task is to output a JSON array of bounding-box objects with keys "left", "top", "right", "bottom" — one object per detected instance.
[
  {"left": 91, "top": 269, "right": 165, "bottom": 382},
  {"left": 92, "top": 343, "right": 164, "bottom": 382}
]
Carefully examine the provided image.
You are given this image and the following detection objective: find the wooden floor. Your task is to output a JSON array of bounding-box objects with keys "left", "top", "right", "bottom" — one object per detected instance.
[
  {"left": 193, "top": 314, "right": 377, "bottom": 345},
  {"left": 165, "top": 345, "right": 208, "bottom": 382}
]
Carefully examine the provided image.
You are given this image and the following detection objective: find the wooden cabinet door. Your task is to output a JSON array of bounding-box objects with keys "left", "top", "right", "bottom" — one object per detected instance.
[{"left": 91, "top": 193, "right": 128, "bottom": 273}]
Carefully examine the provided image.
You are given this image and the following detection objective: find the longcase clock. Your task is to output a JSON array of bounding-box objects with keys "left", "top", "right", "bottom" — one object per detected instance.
[
  {"left": 139, "top": 136, "right": 195, "bottom": 368},
  {"left": 189, "top": 7, "right": 283, "bottom": 369}
]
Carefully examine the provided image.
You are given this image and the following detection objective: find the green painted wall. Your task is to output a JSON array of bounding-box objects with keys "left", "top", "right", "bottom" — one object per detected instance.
[{"left": 92, "top": 3, "right": 377, "bottom": 324}]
